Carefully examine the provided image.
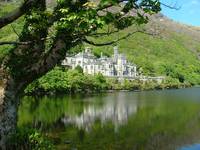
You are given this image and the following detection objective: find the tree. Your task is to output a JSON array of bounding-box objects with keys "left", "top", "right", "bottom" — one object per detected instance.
[
  {"left": 75, "top": 65, "right": 84, "bottom": 74},
  {"left": 0, "top": 0, "right": 161, "bottom": 148}
]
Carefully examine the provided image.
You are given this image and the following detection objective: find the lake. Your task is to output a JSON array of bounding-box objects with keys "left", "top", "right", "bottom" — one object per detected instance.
[{"left": 18, "top": 87, "right": 200, "bottom": 150}]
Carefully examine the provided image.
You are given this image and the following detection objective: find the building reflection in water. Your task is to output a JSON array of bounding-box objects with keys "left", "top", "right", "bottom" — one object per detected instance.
[{"left": 62, "top": 92, "right": 138, "bottom": 132}]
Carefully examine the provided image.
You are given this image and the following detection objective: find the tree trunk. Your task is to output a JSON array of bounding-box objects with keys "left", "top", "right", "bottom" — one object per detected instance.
[{"left": 0, "top": 78, "right": 19, "bottom": 149}]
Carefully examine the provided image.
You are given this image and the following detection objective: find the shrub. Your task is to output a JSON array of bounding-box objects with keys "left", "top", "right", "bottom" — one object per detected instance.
[{"left": 8, "top": 128, "right": 54, "bottom": 150}]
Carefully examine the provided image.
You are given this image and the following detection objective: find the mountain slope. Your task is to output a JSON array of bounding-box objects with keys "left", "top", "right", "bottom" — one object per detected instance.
[
  {"left": 86, "top": 14, "right": 200, "bottom": 84},
  {"left": 0, "top": 1, "right": 200, "bottom": 85}
]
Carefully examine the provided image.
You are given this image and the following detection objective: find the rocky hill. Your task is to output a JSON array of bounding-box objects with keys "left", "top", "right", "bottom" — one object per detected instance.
[{"left": 150, "top": 13, "right": 200, "bottom": 59}]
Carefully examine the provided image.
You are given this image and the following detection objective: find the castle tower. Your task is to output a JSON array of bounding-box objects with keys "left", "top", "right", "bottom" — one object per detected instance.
[
  {"left": 101, "top": 52, "right": 103, "bottom": 58},
  {"left": 114, "top": 46, "right": 118, "bottom": 57},
  {"left": 113, "top": 46, "right": 119, "bottom": 62},
  {"left": 85, "top": 47, "right": 91, "bottom": 53}
]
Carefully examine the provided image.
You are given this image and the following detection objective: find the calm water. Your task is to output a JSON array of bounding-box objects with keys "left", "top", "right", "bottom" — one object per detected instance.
[{"left": 18, "top": 88, "right": 200, "bottom": 150}]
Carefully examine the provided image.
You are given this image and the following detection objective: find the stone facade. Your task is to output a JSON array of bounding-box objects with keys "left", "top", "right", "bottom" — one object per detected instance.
[{"left": 62, "top": 46, "right": 137, "bottom": 78}]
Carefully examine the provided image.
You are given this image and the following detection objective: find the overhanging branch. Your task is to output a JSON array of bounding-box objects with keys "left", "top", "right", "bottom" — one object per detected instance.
[
  {"left": 0, "top": 37, "right": 51, "bottom": 46},
  {"left": 0, "top": 41, "right": 32, "bottom": 46},
  {"left": 160, "top": 2, "right": 181, "bottom": 10},
  {"left": 96, "top": 0, "right": 125, "bottom": 11},
  {"left": 90, "top": 30, "right": 119, "bottom": 37},
  {"left": 83, "top": 30, "right": 154, "bottom": 46},
  {"left": 0, "top": 0, "right": 38, "bottom": 29}
]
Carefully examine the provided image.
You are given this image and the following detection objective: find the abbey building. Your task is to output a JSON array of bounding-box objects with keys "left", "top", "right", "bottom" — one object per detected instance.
[{"left": 62, "top": 47, "right": 137, "bottom": 78}]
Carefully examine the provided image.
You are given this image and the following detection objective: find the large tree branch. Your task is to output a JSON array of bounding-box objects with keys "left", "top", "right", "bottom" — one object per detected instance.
[
  {"left": 96, "top": 0, "right": 179, "bottom": 13},
  {"left": 20, "top": 35, "right": 76, "bottom": 88},
  {"left": 0, "top": 0, "right": 38, "bottom": 29},
  {"left": 96, "top": 0, "right": 125, "bottom": 11},
  {"left": 0, "top": 36, "right": 52, "bottom": 46},
  {"left": 83, "top": 30, "right": 154, "bottom": 46},
  {"left": 160, "top": 2, "right": 180, "bottom": 10},
  {"left": 0, "top": 41, "right": 32, "bottom": 45},
  {"left": 90, "top": 30, "right": 119, "bottom": 37}
]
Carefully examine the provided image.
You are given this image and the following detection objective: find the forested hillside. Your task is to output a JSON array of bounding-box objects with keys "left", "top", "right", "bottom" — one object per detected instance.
[
  {"left": 0, "top": 1, "right": 200, "bottom": 87},
  {"left": 86, "top": 13, "right": 200, "bottom": 84}
]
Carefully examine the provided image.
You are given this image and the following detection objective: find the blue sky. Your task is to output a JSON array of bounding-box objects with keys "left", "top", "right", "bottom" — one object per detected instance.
[{"left": 161, "top": 0, "right": 200, "bottom": 26}]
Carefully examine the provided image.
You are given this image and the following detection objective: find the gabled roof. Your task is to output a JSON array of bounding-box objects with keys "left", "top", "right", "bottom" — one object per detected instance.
[{"left": 75, "top": 52, "right": 96, "bottom": 59}]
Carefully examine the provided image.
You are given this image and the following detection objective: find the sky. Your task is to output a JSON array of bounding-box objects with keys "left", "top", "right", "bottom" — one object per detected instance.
[{"left": 161, "top": 0, "right": 200, "bottom": 26}]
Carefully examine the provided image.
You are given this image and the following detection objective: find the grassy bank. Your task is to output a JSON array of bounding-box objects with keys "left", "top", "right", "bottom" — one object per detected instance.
[{"left": 25, "top": 67, "right": 191, "bottom": 96}]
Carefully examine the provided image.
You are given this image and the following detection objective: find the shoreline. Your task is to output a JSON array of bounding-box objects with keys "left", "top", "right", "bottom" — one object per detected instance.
[{"left": 24, "top": 84, "right": 193, "bottom": 97}]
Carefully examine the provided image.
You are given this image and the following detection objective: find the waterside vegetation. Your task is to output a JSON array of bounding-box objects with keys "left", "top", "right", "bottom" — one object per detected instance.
[{"left": 25, "top": 66, "right": 191, "bottom": 96}]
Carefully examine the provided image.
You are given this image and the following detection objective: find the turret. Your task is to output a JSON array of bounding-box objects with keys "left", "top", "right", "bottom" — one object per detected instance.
[
  {"left": 100, "top": 52, "right": 103, "bottom": 58},
  {"left": 114, "top": 46, "right": 118, "bottom": 57},
  {"left": 113, "top": 46, "right": 119, "bottom": 62},
  {"left": 85, "top": 47, "right": 91, "bottom": 53}
]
